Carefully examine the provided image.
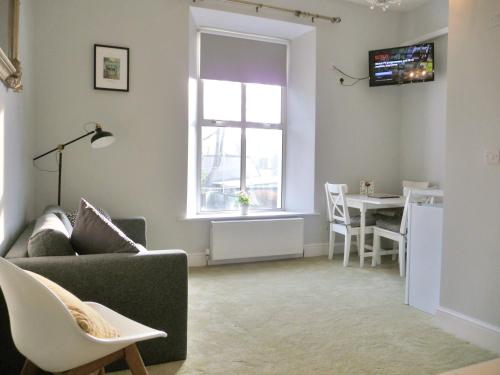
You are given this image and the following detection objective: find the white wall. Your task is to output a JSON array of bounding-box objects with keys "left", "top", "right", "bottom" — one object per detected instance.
[
  {"left": 0, "top": 0, "right": 35, "bottom": 256},
  {"left": 399, "top": 0, "right": 449, "bottom": 43},
  {"left": 400, "top": 35, "right": 447, "bottom": 188},
  {"left": 285, "top": 29, "right": 316, "bottom": 213},
  {"left": 32, "top": 0, "right": 403, "bottom": 253},
  {"left": 398, "top": 0, "right": 448, "bottom": 189},
  {"left": 439, "top": 0, "right": 500, "bottom": 346}
]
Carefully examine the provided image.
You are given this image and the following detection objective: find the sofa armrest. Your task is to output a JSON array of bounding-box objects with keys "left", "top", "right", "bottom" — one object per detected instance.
[
  {"left": 112, "top": 217, "right": 147, "bottom": 246},
  {"left": 6, "top": 250, "right": 187, "bottom": 370}
]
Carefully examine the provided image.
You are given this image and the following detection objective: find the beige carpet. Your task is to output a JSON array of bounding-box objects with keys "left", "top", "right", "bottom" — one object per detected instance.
[{"left": 117, "top": 256, "right": 496, "bottom": 375}]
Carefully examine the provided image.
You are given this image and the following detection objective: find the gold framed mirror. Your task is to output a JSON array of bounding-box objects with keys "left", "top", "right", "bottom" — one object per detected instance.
[{"left": 0, "top": 0, "right": 22, "bottom": 92}]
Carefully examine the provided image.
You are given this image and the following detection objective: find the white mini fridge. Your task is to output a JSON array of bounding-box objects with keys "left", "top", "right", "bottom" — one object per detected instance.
[{"left": 405, "top": 202, "right": 444, "bottom": 314}]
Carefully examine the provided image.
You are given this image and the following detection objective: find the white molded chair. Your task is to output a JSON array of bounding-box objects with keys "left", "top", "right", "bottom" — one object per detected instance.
[
  {"left": 0, "top": 257, "right": 167, "bottom": 375},
  {"left": 372, "top": 189, "right": 413, "bottom": 277},
  {"left": 325, "top": 183, "right": 375, "bottom": 267}
]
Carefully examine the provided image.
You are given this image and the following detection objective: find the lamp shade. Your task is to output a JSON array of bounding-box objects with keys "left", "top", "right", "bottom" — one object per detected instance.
[{"left": 91, "top": 127, "right": 115, "bottom": 149}]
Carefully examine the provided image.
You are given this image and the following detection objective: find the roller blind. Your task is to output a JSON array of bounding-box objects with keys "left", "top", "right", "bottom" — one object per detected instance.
[{"left": 200, "top": 33, "right": 287, "bottom": 86}]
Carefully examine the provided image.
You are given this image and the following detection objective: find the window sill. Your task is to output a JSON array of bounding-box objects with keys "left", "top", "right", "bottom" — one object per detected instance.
[{"left": 181, "top": 211, "right": 319, "bottom": 221}]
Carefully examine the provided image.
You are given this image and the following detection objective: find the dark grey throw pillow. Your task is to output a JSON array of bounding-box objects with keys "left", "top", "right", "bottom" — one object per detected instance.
[
  {"left": 70, "top": 198, "right": 140, "bottom": 255},
  {"left": 66, "top": 206, "right": 110, "bottom": 227},
  {"left": 28, "top": 213, "right": 76, "bottom": 257}
]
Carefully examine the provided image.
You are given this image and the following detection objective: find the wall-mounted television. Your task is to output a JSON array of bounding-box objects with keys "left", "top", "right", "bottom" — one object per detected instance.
[{"left": 369, "top": 43, "right": 434, "bottom": 87}]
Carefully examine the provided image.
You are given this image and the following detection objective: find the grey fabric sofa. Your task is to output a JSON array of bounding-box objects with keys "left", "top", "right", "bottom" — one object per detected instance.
[{"left": 0, "top": 207, "right": 188, "bottom": 374}]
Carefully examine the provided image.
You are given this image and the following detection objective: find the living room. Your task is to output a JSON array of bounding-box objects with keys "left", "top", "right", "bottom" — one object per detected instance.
[{"left": 0, "top": 0, "right": 499, "bottom": 374}]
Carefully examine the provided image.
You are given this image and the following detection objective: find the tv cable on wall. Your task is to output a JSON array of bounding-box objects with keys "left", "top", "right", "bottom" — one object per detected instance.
[{"left": 332, "top": 65, "right": 369, "bottom": 87}]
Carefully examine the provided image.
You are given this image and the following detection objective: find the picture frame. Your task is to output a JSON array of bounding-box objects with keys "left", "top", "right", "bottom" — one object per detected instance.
[{"left": 94, "top": 44, "right": 129, "bottom": 92}]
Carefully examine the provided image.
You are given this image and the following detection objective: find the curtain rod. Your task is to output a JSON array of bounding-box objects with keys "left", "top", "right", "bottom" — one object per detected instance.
[{"left": 192, "top": 0, "right": 342, "bottom": 24}]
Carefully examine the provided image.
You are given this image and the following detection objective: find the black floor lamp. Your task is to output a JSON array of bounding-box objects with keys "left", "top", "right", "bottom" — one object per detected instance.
[{"left": 33, "top": 123, "right": 115, "bottom": 205}]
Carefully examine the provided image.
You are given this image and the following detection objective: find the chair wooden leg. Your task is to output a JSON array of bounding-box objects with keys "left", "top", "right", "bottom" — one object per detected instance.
[
  {"left": 328, "top": 230, "right": 336, "bottom": 260},
  {"left": 20, "top": 359, "right": 40, "bottom": 375},
  {"left": 343, "top": 234, "right": 351, "bottom": 267},
  {"left": 67, "top": 349, "right": 123, "bottom": 375},
  {"left": 124, "top": 344, "right": 148, "bottom": 375}
]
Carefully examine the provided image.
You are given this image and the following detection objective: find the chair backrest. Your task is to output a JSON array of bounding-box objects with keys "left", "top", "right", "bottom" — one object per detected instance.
[
  {"left": 399, "top": 187, "right": 413, "bottom": 235},
  {"left": 324, "top": 183, "right": 351, "bottom": 225},
  {"left": 0, "top": 258, "right": 96, "bottom": 371},
  {"left": 402, "top": 180, "right": 430, "bottom": 190}
]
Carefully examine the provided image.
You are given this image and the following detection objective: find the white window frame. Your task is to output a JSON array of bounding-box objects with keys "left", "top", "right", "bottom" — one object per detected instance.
[{"left": 196, "top": 29, "right": 288, "bottom": 214}]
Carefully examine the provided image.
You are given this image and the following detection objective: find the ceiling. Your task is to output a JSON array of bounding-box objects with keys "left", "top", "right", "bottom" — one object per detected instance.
[{"left": 341, "top": 0, "right": 432, "bottom": 12}]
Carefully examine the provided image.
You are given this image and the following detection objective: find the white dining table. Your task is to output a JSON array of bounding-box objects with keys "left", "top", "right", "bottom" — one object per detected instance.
[{"left": 346, "top": 195, "right": 406, "bottom": 267}]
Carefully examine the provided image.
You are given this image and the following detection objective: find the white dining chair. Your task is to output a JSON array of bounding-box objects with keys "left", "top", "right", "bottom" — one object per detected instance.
[
  {"left": 372, "top": 189, "right": 413, "bottom": 277},
  {"left": 0, "top": 257, "right": 167, "bottom": 375},
  {"left": 325, "top": 183, "right": 376, "bottom": 267}
]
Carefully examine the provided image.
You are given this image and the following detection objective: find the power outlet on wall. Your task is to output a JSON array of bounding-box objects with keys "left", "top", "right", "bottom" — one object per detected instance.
[{"left": 484, "top": 150, "right": 500, "bottom": 165}]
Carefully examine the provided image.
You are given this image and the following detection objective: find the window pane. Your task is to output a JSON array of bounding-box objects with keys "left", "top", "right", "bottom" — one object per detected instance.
[
  {"left": 203, "top": 80, "right": 241, "bottom": 122},
  {"left": 201, "top": 127, "right": 241, "bottom": 211},
  {"left": 246, "top": 83, "right": 282, "bottom": 124},
  {"left": 246, "top": 128, "right": 282, "bottom": 209}
]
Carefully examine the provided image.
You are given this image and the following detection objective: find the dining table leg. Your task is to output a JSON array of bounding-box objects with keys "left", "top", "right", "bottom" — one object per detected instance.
[{"left": 359, "top": 204, "right": 366, "bottom": 267}]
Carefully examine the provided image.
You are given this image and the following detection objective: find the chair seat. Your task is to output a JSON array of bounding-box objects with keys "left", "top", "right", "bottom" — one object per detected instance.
[
  {"left": 332, "top": 214, "right": 376, "bottom": 227},
  {"left": 350, "top": 214, "right": 376, "bottom": 227},
  {"left": 375, "top": 217, "right": 401, "bottom": 233}
]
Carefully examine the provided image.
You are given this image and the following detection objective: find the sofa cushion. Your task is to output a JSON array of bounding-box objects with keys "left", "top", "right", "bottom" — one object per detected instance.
[
  {"left": 27, "top": 214, "right": 75, "bottom": 257},
  {"left": 67, "top": 206, "right": 110, "bottom": 227},
  {"left": 43, "top": 206, "right": 73, "bottom": 234},
  {"left": 375, "top": 217, "right": 402, "bottom": 233},
  {"left": 25, "top": 270, "right": 120, "bottom": 339},
  {"left": 71, "top": 198, "right": 140, "bottom": 255}
]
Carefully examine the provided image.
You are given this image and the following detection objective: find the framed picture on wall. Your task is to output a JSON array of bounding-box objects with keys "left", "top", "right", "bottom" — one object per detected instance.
[{"left": 94, "top": 44, "right": 129, "bottom": 92}]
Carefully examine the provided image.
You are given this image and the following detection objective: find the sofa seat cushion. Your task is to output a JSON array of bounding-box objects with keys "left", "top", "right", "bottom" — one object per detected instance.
[
  {"left": 71, "top": 198, "right": 140, "bottom": 255},
  {"left": 27, "top": 214, "right": 75, "bottom": 257},
  {"left": 375, "top": 217, "right": 402, "bottom": 233},
  {"left": 25, "top": 270, "right": 120, "bottom": 339}
]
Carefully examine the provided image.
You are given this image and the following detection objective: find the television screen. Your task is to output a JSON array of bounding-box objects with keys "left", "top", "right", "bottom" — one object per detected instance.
[{"left": 369, "top": 43, "right": 434, "bottom": 87}]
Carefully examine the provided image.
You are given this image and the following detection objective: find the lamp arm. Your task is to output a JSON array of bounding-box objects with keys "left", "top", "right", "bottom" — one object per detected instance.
[{"left": 33, "top": 130, "right": 95, "bottom": 161}]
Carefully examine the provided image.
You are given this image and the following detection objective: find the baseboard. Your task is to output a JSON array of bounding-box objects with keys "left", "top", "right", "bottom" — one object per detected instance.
[
  {"left": 189, "top": 242, "right": 344, "bottom": 267},
  {"left": 303, "top": 243, "right": 328, "bottom": 257},
  {"left": 207, "top": 253, "right": 302, "bottom": 266},
  {"left": 435, "top": 306, "right": 500, "bottom": 354},
  {"left": 188, "top": 252, "right": 208, "bottom": 267}
]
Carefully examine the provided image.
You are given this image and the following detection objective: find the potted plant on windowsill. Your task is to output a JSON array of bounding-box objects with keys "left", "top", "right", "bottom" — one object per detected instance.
[{"left": 237, "top": 190, "right": 251, "bottom": 215}]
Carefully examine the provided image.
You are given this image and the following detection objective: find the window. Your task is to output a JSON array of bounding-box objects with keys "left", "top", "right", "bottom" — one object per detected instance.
[
  {"left": 199, "top": 79, "right": 285, "bottom": 212},
  {"left": 196, "top": 31, "right": 288, "bottom": 213}
]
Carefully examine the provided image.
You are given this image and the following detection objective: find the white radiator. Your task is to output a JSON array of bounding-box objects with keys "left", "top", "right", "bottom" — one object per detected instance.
[{"left": 210, "top": 218, "right": 304, "bottom": 263}]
